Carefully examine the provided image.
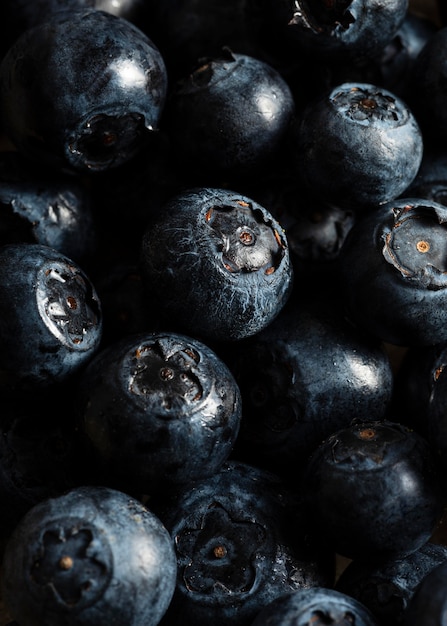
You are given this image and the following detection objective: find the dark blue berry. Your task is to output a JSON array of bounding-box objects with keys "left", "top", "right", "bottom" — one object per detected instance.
[
  {"left": 140, "top": 187, "right": 294, "bottom": 342},
  {"left": 401, "top": 559, "right": 447, "bottom": 625},
  {"left": 1, "top": 486, "right": 177, "bottom": 626},
  {"left": 75, "top": 331, "right": 242, "bottom": 495},
  {"left": 0, "top": 9, "right": 168, "bottom": 173}
]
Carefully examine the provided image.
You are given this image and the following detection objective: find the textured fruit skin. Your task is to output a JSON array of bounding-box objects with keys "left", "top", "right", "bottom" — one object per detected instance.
[
  {"left": 76, "top": 331, "right": 242, "bottom": 494},
  {"left": 338, "top": 197, "right": 447, "bottom": 346},
  {"left": 164, "top": 50, "right": 295, "bottom": 177},
  {"left": 294, "top": 82, "right": 423, "bottom": 209},
  {"left": 251, "top": 587, "right": 380, "bottom": 626},
  {"left": 336, "top": 542, "right": 447, "bottom": 626},
  {"left": 0, "top": 243, "right": 102, "bottom": 393},
  {"left": 155, "top": 461, "right": 335, "bottom": 626},
  {"left": 0, "top": 151, "right": 95, "bottom": 263},
  {"left": 140, "top": 187, "right": 294, "bottom": 342},
  {"left": 1, "top": 485, "right": 177, "bottom": 626},
  {"left": 226, "top": 292, "right": 394, "bottom": 480},
  {"left": 402, "top": 560, "right": 447, "bottom": 625},
  {"left": 0, "top": 9, "right": 167, "bottom": 173},
  {"left": 301, "top": 420, "right": 444, "bottom": 562}
]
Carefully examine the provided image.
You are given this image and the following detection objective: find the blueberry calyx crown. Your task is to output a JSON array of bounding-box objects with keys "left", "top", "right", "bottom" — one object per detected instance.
[
  {"left": 205, "top": 200, "right": 286, "bottom": 275},
  {"left": 331, "top": 85, "right": 405, "bottom": 124},
  {"left": 381, "top": 203, "right": 447, "bottom": 289}
]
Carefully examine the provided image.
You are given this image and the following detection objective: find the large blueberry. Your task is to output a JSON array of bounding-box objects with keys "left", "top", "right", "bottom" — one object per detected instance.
[
  {"left": 140, "top": 187, "right": 294, "bottom": 342},
  {"left": 0, "top": 9, "right": 168, "bottom": 173},
  {"left": 75, "top": 331, "right": 242, "bottom": 494},
  {"left": 155, "top": 461, "right": 335, "bottom": 626},
  {"left": 301, "top": 419, "right": 444, "bottom": 562},
  {"left": 0, "top": 243, "right": 102, "bottom": 394},
  {"left": 0, "top": 151, "right": 95, "bottom": 263},
  {"left": 336, "top": 542, "right": 447, "bottom": 625},
  {"left": 225, "top": 290, "right": 394, "bottom": 481},
  {"left": 294, "top": 82, "right": 423, "bottom": 208},
  {"left": 1, "top": 485, "right": 177, "bottom": 626},
  {"left": 251, "top": 587, "right": 379, "bottom": 626},
  {"left": 164, "top": 49, "right": 295, "bottom": 179},
  {"left": 338, "top": 197, "right": 447, "bottom": 346}
]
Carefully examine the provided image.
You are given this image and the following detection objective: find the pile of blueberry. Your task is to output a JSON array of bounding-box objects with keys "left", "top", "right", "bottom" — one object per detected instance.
[{"left": 0, "top": 0, "right": 447, "bottom": 624}]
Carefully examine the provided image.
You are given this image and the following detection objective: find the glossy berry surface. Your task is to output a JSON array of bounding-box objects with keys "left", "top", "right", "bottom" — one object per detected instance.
[
  {"left": 155, "top": 461, "right": 334, "bottom": 626},
  {"left": 76, "top": 331, "right": 242, "bottom": 494},
  {"left": 140, "top": 187, "right": 294, "bottom": 342},
  {"left": 1, "top": 485, "right": 177, "bottom": 626},
  {"left": 251, "top": 587, "right": 380, "bottom": 626},
  {"left": 294, "top": 82, "right": 423, "bottom": 208},
  {"left": 338, "top": 197, "right": 447, "bottom": 346},
  {"left": 0, "top": 243, "right": 102, "bottom": 394},
  {"left": 0, "top": 9, "right": 168, "bottom": 173},
  {"left": 301, "top": 420, "right": 444, "bottom": 562},
  {"left": 164, "top": 50, "right": 295, "bottom": 178}
]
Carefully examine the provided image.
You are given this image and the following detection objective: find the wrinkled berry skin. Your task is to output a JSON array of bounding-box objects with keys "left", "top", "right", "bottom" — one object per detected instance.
[
  {"left": 226, "top": 292, "right": 394, "bottom": 481},
  {"left": 1, "top": 486, "right": 177, "bottom": 626},
  {"left": 155, "top": 461, "right": 335, "bottom": 626},
  {"left": 336, "top": 542, "right": 447, "bottom": 626},
  {"left": 302, "top": 420, "right": 444, "bottom": 562},
  {"left": 0, "top": 151, "right": 95, "bottom": 263},
  {"left": 140, "top": 187, "right": 293, "bottom": 342},
  {"left": 0, "top": 243, "right": 102, "bottom": 394},
  {"left": 248, "top": 0, "right": 408, "bottom": 61},
  {"left": 294, "top": 82, "right": 423, "bottom": 209},
  {"left": 76, "top": 332, "right": 242, "bottom": 495},
  {"left": 338, "top": 198, "right": 447, "bottom": 346},
  {"left": 0, "top": 9, "right": 168, "bottom": 173},
  {"left": 251, "top": 587, "right": 379, "bottom": 626},
  {"left": 164, "top": 50, "right": 295, "bottom": 178},
  {"left": 401, "top": 560, "right": 447, "bottom": 625}
]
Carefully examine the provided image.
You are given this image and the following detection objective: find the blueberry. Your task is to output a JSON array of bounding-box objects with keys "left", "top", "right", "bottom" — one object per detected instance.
[
  {"left": 401, "top": 559, "right": 447, "bottom": 625},
  {"left": 225, "top": 289, "right": 394, "bottom": 481},
  {"left": 1, "top": 485, "right": 177, "bottom": 626},
  {"left": 75, "top": 331, "right": 242, "bottom": 495},
  {"left": 251, "top": 587, "right": 380, "bottom": 626},
  {"left": 155, "top": 461, "right": 335, "bottom": 626},
  {"left": 0, "top": 9, "right": 168, "bottom": 173},
  {"left": 140, "top": 187, "right": 294, "bottom": 342},
  {"left": 336, "top": 542, "right": 447, "bottom": 625},
  {"left": 338, "top": 197, "right": 447, "bottom": 346},
  {"left": 404, "top": 148, "right": 447, "bottom": 206},
  {"left": 0, "top": 151, "right": 95, "bottom": 263},
  {"left": 301, "top": 419, "right": 444, "bottom": 562},
  {"left": 163, "top": 49, "right": 295, "bottom": 181},
  {"left": 293, "top": 82, "right": 423, "bottom": 208},
  {"left": 0, "top": 242, "right": 102, "bottom": 394}
]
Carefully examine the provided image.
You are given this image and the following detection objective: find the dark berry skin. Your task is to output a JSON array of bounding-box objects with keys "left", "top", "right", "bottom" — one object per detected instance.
[
  {"left": 1, "top": 486, "right": 177, "bottom": 626},
  {"left": 0, "top": 243, "right": 102, "bottom": 394},
  {"left": 301, "top": 420, "right": 444, "bottom": 563},
  {"left": 140, "top": 187, "right": 294, "bottom": 342},
  {"left": 294, "top": 82, "right": 423, "bottom": 209},
  {"left": 401, "top": 559, "right": 447, "bottom": 625},
  {"left": 251, "top": 587, "right": 380, "bottom": 626},
  {"left": 404, "top": 148, "right": 447, "bottom": 206},
  {"left": 164, "top": 50, "right": 295, "bottom": 180},
  {"left": 336, "top": 542, "right": 447, "bottom": 625},
  {"left": 0, "top": 9, "right": 168, "bottom": 173},
  {"left": 422, "top": 360, "right": 447, "bottom": 486},
  {"left": 248, "top": 0, "right": 408, "bottom": 62},
  {"left": 75, "top": 331, "right": 242, "bottom": 495},
  {"left": 225, "top": 290, "right": 394, "bottom": 481},
  {"left": 155, "top": 461, "right": 335, "bottom": 626},
  {"left": 338, "top": 197, "right": 447, "bottom": 347},
  {"left": 0, "top": 151, "right": 95, "bottom": 263}
]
